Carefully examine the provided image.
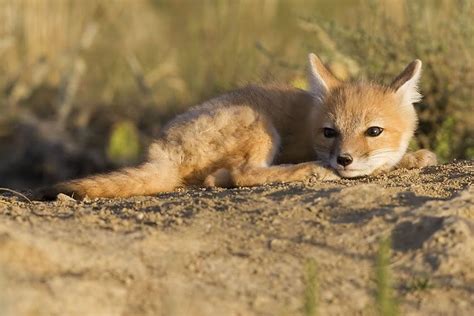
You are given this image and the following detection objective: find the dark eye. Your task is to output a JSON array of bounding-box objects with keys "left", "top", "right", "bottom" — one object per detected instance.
[
  {"left": 366, "top": 126, "right": 384, "bottom": 137},
  {"left": 323, "top": 128, "right": 337, "bottom": 138}
]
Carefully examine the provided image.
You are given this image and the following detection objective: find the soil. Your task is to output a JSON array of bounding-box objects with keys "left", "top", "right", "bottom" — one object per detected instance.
[{"left": 0, "top": 160, "right": 473, "bottom": 316}]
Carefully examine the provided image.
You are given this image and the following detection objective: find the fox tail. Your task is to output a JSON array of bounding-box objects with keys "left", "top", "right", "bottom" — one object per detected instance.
[{"left": 35, "top": 162, "right": 180, "bottom": 200}]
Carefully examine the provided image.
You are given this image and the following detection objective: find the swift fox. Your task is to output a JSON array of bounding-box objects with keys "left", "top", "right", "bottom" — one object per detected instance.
[{"left": 37, "top": 53, "right": 437, "bottom": 199}]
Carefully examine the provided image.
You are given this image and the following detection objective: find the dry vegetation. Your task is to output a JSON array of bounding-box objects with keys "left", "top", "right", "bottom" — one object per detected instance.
[{"left": 0, "top": 0, "right": 472, "bottom": 188}]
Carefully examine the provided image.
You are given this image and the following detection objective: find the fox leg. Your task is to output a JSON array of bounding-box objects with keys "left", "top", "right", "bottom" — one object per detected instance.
[
  {"left": 230, "top": 162, "right": 339, "bottom": 187},
  {"left": 396, "top": 149, "right": 438, "bottom": 170},
  {"left": 205, "top": 120, "right": 338, "bottom": 187},
  {"left": 203, "top": 168, "right": 233, "bottom": 188}
]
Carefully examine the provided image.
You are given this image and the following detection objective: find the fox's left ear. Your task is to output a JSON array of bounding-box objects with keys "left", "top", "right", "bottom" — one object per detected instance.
[
  {"left": 390, "top": 60, "right": 422, "bottom": 106},
  {"left": 308, "top": 53, "right": 342, "bottom": 103}
]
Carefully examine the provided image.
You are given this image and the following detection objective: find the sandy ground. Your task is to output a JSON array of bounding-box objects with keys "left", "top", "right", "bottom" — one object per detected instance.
[{"left": 0, "top": 160, "right": 473, "bottom": 316}]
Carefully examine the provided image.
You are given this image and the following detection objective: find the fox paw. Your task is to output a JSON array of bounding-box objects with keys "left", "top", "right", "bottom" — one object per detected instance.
[
  {"left": 204, "top": 169, "right": 233, "bottom": 188},
  {"left": 307, "top": 162, "right": 340, "bottom": 181},
  {"left": 397, "top": 149, "right": 438, "bottom": 170}
]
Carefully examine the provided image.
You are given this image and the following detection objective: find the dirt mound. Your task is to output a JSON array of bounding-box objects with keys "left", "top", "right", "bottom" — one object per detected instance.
[{"left": 0, "top": 160, "right": 473, "bottom": 315}]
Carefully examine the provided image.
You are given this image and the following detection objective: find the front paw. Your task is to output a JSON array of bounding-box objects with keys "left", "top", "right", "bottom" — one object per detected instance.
[
  {"left": 415, "top": 149, "right": 438, "bottom": 167},
  {"left": 307, "top": 162, "right": 340, "bottom": 181},
  {"left": 398, "top": 149, "right": 438, "bottom": 169}
]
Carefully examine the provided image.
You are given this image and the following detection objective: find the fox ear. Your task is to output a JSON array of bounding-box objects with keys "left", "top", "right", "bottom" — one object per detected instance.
[
  {"left": 390, "top": 60, "right": 422, "bottom": 105},
  {"left": 308, "top": 53, "right": 341, "bottom": 103}
]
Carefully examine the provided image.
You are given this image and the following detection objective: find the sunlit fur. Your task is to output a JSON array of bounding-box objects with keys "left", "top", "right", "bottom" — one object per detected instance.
[
  {"left": 311, "top": 83, "right": 417, "bottom": 177},
  {"left": 35, "top": 54, "right": 437, "bottom": 199}
]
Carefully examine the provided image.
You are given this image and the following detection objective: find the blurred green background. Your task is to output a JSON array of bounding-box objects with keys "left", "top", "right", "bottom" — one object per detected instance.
[{"left": 0, "top": 0, "right": 472, "bottom": 189}]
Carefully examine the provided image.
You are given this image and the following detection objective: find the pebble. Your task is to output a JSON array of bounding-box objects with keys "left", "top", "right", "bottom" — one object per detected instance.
[
  {"left": 269, "top": 238, "right": 288, "bottom": 250},
  {"left": 57, "top": 193, "right": 76, "bottom": 204},
  {"left": 322, "top": 290, "right": 334, "bottom": 302}
]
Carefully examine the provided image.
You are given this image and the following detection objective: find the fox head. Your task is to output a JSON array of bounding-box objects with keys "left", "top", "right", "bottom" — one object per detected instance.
[{"left": 308, "top": 53, "right": 422, "bottom": 177}]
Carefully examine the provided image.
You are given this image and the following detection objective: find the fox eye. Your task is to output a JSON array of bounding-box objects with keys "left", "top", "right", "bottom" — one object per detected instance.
[
  {"left": 323, "top": 128, "right": 337, "bottom": 138},
  {"left": 366, "top": 126, "right": 384, "bottom": 137}
]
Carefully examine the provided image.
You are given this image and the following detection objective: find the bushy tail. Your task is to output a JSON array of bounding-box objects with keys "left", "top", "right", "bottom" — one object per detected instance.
[{"left": 35, "top": 162, "right": 180, "bottom": 200}]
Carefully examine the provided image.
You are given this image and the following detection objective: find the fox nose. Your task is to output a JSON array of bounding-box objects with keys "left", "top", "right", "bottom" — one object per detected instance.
[{"left": 337, "top": 154, "right": 353, "bottom": 167}]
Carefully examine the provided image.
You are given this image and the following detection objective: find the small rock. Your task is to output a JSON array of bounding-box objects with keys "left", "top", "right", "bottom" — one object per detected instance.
[
  {"left": 269, "top": 238, "right": 288, "bottom": 250},
  {"left": 435, "top": 235, "right": 445, "bottom": 244},
  {"left": 383, "top": 212, "right": 398, "bottom": 222},
  {"left": 322, "top": 290, "right": 334, "bottom": 302},
  {"left": 57, "top": 193, "right": 76, "bottom": 203}
]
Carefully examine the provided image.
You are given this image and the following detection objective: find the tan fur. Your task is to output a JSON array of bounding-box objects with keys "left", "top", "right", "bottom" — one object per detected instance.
[
  {"left": 35, "top": 54, "right": 437, "bottom": 200},
  {"left": 395, "top": 149, "right": 437, "bottom": 170}
]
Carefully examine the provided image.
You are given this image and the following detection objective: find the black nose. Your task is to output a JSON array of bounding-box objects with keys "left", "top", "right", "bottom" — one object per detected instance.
[{"left": 337, "top": 154, "right": 353, "bottom": 167}]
